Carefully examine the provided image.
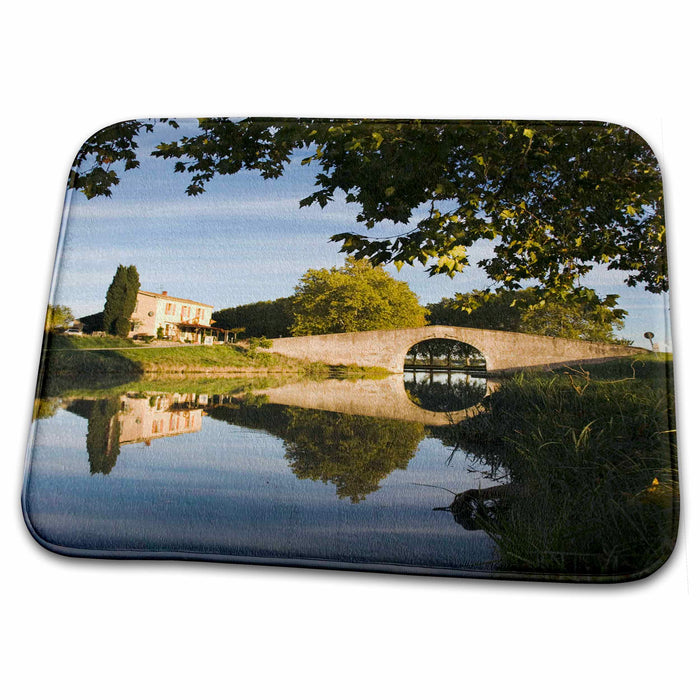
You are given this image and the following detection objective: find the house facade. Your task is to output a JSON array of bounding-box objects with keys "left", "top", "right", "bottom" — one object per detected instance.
[{"left": 129, "top": 290, "right": 217, "bottom": 342}]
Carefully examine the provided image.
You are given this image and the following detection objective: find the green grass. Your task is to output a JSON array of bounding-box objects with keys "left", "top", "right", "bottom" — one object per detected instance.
[
  {"left": 38, "top": 334, "right": 395, "bottom": 397},
  {"left": 42, "top": 334, "right": 314, "bottom": 375},
  {"left": 441, "top": 354, "right": 678, "bottom": 581},
  {"left": 114, "top": 345, "right": 306, "bottom": 372},
  {"left": 42, "top": 333, "right": 397, "bottom": 380},
  {"left": 328, "top": 364, "right": 392, "bottom": 380},
  {"left": 47, "top": 333, "right": 136, "bottom": 349}
]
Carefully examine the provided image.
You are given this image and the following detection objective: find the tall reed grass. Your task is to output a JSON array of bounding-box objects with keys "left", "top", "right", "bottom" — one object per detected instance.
[{"left": 448, "top": 356, "right": 678, "bottom": 581}]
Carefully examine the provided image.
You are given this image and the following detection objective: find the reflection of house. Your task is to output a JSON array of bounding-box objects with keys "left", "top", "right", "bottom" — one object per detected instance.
[
  {"left": 129, "top": 290, "right": 230, "bottom": 343},
  {"left": 118, "top": 395, "right": 202, "bottom": 445}
]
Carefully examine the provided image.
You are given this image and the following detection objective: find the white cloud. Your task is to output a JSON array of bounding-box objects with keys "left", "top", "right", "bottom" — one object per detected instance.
[{"left": 67, "top": 195, "right": 363, "bottom": 223}]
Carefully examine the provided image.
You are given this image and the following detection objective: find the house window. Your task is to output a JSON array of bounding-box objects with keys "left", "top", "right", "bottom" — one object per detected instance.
[{"left": 165, "top": 303, "right": 174, "bottom": 315}]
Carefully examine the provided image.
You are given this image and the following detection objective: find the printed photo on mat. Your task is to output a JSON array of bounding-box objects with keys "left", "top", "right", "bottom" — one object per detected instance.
[{"left": 23, "top": 119, "right": 678, "bottom": 581}]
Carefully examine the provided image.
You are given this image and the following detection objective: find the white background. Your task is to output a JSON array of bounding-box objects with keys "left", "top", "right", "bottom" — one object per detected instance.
[{"left": 2, "top": 2, "right": 697, "bottom": 698}]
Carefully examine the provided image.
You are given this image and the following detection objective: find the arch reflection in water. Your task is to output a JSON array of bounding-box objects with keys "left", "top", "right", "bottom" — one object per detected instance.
[
  {"left": 403, "top": 338, "right": 488, "bottom": 413},
  {"left": 403, "top": 371, "right": 488, "bottom": 413}
]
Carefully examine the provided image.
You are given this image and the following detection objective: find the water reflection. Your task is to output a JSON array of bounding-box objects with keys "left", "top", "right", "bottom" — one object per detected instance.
[
  {"left": 26, "top": 369, "right": 675, "bottom": 578},
  {"left": 208, "top": 402, "right": 425, "bottom": 502},
  {"left": 35, "top": 382, "right": 499, "bottom": 497},
  {"left": 66, "top": 398, "right": 123, "bottom": 474},
  {"left": 65, "top": 394, "right": 204, "bottom": 474},
  {"left": 403, "top": 370, "right": 488, "bottom": 412},
  {"left": 27, "top": 381, "right": 503, "bottom": 571},
  {"left": 57, "top": 391, "right": 427, "bottom": 502}
]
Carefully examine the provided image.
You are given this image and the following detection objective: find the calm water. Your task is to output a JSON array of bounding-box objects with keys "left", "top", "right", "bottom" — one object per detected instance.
[{"left": 25, "top": 372, "right": 504, "bottom": 572}]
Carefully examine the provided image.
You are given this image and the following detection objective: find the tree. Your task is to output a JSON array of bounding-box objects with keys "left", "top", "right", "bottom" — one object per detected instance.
[
  {"left": 406, "top": 338, "right": 484, "bottom": 368},
  {"left": 78, "top": 311, "right": 104, "bottom": 334},
  {"left": 291, "top": 258, "right": 426, "bottom": 335},
  {"left": 427, "top": 288, "right": 627, "bottom": 343},
  {"left": 102, "top": 265, "right": 140, "bottom": 337},
  {"left": 45, "top": 304, "right": 74, "bottom": 332},
  {"left": 69, "top": 119, "right": 666, "bottom": 309},
  {"left": 213, "top": 297, "right": 294, "bottom": 338}
]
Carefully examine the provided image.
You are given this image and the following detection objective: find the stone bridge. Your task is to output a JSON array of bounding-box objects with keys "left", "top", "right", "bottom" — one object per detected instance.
[{"left": 269, "top": 325, "right": 643, "bottom": 374}]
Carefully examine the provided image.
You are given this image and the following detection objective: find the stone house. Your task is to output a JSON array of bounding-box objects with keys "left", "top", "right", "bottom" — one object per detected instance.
[{"left": 129, "top": 290, "right": 222, "bottom": 343}]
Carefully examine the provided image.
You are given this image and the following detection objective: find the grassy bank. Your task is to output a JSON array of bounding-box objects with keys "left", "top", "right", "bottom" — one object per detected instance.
[
  {"left": 40, "top": 333, "right": 388, "bottom": 387},
  {"left": 47, "top": 334, "right": 137, "bottom": 349},
  {"left": 439, "top": 354, "right": 678, "bottom": 581}
]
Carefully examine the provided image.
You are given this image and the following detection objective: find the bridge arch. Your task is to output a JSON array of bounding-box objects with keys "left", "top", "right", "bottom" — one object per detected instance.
[
  {"left": 268, "top": 325, "right": 642, "bottom": 374},
  {"left": 403, "top": 334, "right": 488, "bottom": 371}
]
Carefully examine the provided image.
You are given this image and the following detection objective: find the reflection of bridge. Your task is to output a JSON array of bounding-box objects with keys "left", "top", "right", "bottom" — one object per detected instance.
[
  {"left": 251, "top": 374, "right": 498, "bottom": 427},
  {"left": 269, "top": 325, "right": 642, "bottom": 373}
]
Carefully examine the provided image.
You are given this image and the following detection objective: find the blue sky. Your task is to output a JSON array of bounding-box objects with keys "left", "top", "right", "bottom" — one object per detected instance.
[{"left": 51, "top": 120, "right": 671, "bottom": 348}]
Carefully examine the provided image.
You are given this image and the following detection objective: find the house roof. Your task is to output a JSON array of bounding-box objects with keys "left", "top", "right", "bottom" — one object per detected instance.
[
  {"left": 177, "top": 321, "right": 240, "bottom": 333},
  {"left": 138, "top": 290, "right": 214, "bottom": 308}
]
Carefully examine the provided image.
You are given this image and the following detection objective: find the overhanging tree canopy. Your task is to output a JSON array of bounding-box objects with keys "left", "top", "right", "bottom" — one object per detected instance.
[{"left": 70, "top": 118, "right": 666, "bottom": 306}]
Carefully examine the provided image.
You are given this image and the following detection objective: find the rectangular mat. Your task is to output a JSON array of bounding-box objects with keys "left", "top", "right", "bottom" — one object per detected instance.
[{"left": 23, "top": 118, "right": 679, "bottom": 581}]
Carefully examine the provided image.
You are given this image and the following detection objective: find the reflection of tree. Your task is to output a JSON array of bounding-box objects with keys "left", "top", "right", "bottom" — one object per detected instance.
[
  {"left": 284, "top": 409, "right": 424, "bottom": 502},
  {"left": 85, "top": 398, "right": 122, "bottom": 474},
  {"left": 404, "top": 375, "right": 486, "bottom": 412},
  {"left": 207, "top": 402, "right": 425, "bottom": 502}
]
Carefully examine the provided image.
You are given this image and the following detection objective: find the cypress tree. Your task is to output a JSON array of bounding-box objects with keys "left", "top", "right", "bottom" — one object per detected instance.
[
  {"left": 102, "top": 264, "right": 140, "bottom": 336},
  {"left": 86, "top": 398, "right": 121, "bottom": 474}
]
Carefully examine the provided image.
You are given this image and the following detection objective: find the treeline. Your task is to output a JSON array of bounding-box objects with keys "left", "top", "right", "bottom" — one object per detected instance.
[
  {"left": 212, "top": 259, "right": 426, "bottom": 338},
  {"left": 79, "top": 311, "right": 105, "bottom": 334},
  {"left": 427, "top": 288, "right": 629, "bottom": 344},
  {"left": 75, "top": 261, "right": 629, "bottom": 345},
  {"left": 213, "top": 297, "right": 294, "bottom": 338}
]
